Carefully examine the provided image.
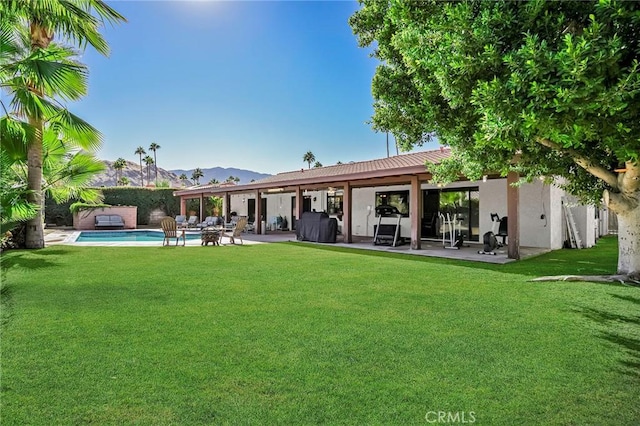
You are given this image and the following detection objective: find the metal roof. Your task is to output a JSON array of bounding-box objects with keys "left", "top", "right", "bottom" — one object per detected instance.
[{"left": 174, "top": 148, "right": 451, "bottom": 196}]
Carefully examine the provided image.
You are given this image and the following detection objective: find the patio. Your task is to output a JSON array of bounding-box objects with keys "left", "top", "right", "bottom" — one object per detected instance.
[{"left": 44, "top": 227, "right": 548, "bottom": 264}]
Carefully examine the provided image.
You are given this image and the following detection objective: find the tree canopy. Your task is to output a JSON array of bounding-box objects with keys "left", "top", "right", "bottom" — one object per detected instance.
[{"left": 351, "top": 0, "right": 640, "bottom": 278}]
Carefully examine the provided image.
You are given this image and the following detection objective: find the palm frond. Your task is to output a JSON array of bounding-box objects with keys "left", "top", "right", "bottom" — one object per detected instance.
[
  {"left": 49, "top": 107, "right": 102, "bottom": 151},
  {"left": 45, "top": 150, "right": 105, "bottom": 203},
  {"left": 0, "top": 149, "right": 38, "bottom": 225},
  {"left": 0, "top": 116, "right": 32, "bottom": 160},
  {"left": 3, "top": 0, "right": 126, "bottom": 56}
]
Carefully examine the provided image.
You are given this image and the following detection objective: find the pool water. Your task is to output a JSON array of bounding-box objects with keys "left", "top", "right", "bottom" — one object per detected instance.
[{"left": 76, "top": 230, "right": 201, "bottom": 242}]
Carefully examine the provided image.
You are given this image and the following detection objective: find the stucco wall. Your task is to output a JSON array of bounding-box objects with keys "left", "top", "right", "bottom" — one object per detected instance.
[
  {"left": 73, "top": 206, "right": 137, "bottom": 230},
  {"left": 224, "top": 179, "right": 593, "bottom": 249}
]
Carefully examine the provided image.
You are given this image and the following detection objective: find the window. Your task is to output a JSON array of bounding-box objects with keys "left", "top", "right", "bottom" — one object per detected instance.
[
  {"left": 438, "top": 188, "right": 479, "bottom": 241},
  {"left": 375, "top": 190, "right": 409, "bottom": 217},
  {"left": 327, "top": 192, "right": 343, "bottom": 214}
]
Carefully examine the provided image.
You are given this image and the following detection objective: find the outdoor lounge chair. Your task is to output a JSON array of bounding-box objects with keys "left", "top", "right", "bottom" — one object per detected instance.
[
  {"left": 186, "top": 216, "right": 199, "bottom": 228},
  {"left": 222, "top": 217, "right": 248, "bottom": 245},
  {"left": 197, "top": 216, "right": 216, "bottom": 228},
  {"left": 175, "top": 215, "right": 187, "bottom": 228},
  {"left": 161, "top": 217, "right": 186, "bottom": 246}
]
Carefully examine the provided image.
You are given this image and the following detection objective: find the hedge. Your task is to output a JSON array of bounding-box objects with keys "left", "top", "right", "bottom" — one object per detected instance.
[{"left": 45, "top": 188, "right": 181, "bottom": 226}]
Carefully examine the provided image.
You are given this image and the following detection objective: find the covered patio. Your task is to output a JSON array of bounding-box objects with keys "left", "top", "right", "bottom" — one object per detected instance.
[{"left": 174, "top": 149, "right": 524, "bottom": 259}]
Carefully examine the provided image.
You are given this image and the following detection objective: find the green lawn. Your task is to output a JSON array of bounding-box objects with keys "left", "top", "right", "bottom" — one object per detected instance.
[{"left": 1, "top": 237, "right": 638, "bottom": 425}]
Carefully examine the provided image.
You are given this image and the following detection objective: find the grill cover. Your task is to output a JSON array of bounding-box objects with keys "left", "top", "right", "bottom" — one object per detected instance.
[{"left": 296, "top": 212, "right": 337, "bottom": 243}]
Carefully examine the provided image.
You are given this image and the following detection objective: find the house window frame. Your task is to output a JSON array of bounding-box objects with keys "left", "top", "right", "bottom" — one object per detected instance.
[
  {"left": 375, "top": 190, "right": 410, "bottom": 217},
  {"left": 326, "top": 192, "right": 343, "bottom": 215}
]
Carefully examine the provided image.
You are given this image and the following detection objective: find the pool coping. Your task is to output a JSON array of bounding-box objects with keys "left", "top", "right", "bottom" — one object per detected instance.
[{"left": 45, "top": 228, "right": 287, "bottom": 247}]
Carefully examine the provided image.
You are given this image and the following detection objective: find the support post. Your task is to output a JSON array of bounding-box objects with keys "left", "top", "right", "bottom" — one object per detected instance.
[
  {"left": 180, "top": 197, "right": 186, "bottom": 216},
  {"left": 295, "top": 186, "right": 303, "bottom": 231},
  {"left": 410, "top": 175, "right": 422, "bottom": 249},
  {"left": 256, "top": 190, "right": 262, "bottom": 234},
  {"left": 343, "top": 182, "right": 352, "bottom": 243},
  {"left": 507, "top": 171, "right": 520, "bottom": 260}
]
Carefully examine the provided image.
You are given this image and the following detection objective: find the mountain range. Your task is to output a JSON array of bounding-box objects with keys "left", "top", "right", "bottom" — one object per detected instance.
[
  {"left": 88, "top": 160, "right": 271, "bottom": 188},
  {"left": 170, "top": 167, "right": 271, "bottom": 186}
]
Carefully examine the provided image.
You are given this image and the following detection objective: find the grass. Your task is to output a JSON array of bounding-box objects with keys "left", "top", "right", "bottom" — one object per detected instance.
[{"left": 1, "top": 236, "right": 638, "bottom": 425}]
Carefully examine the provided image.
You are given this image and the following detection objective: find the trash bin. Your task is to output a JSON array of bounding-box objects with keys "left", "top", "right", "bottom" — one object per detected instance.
[{"left": 261, "top": 220, "right": 266, "bottom": 234}]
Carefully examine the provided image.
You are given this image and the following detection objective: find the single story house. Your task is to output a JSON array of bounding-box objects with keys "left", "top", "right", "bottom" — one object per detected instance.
[{"left": 174, "top": 148, "right": 608, "bottom": 259}]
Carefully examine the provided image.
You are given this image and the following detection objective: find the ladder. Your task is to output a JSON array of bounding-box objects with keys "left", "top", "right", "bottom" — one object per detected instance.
[{"left": 562, "top": 198, "right": 582, "bottom": 249}]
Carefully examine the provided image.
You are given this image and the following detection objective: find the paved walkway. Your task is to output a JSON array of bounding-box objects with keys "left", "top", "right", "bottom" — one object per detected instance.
[{"left": 45, "top": 227, "right": 548, "bottom": 264}]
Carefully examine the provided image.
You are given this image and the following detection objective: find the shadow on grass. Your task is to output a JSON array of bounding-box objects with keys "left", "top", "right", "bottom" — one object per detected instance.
[
  {"left": 575, "top": 294, "right": 640, "bottom": 379},
  {"left": 0, "top": 248, "right": 67, "bottom": 271}
]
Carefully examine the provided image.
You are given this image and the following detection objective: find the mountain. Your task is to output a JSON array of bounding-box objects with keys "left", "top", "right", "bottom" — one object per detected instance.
[
  {"left": 170, "top": 167, "right": 271, "bottom": 185},
  {"left": 88, "top": 161, "right": 272, "bottom": 188},
  {"left": 89, "top": 160, "right": 187, "bottom": 188}
]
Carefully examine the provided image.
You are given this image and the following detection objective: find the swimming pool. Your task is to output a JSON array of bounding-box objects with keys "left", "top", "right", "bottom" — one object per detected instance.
[{"left": 75, "top": 230, "right": 202, "bottom": 242}]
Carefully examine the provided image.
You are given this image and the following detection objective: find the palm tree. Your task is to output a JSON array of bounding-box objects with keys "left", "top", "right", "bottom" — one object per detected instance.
[
  {"left": 113, "top": 158, "right": 126, "bottom": 186},
  {"left": 0, "top": 1, "right": 125, "bottom": 249},
  {"left": 303, "top": 151, "right": 315, "bottom": 169},
  {"left": 209, "top": 178, "right": 220, "bottom": 185},
  {"left": 118, "top": 176, "right": 129, "bottom": 186},
  {"left": 1, "top": 122, "right": 105, "bottom": 234},
  {"left": 314, "top": 161, "right": 323, "bottom": 168},
  {"left": 179, "top": 173, "right": 188, "bottom": 186},
  {"left": 143, "top": 155, "right": 154, "bottom": 186},
  {"left": 134, "top": 146, "right": 146, "bottom": 186},
  {"left": 225, "top": 175, "right": 240, "bottom": 184},
  {"left": 191, "top": 168, "right": 204, "bottom": 185},
  {"left": 149, "top": 142, "right": 160, "bottom": 185}
]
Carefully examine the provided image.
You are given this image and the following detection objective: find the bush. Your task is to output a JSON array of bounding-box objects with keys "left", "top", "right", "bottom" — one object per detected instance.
[{"left": 45, "top": 188, "right": 180, "bottom": 226}]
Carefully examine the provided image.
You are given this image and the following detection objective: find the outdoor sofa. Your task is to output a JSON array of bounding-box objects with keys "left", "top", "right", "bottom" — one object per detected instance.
[{"left": 94, "top": 214, "right": 125, "bottom": 229}]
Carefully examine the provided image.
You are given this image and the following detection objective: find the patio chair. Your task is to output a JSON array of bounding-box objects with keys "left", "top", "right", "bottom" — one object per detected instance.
[
  {"left": 186, "top": 215, "right": 199, "bottom": 228},
  {"left": 161, "top": 217, "right": 186, "bottom": 246},
  {"left": 175, "top": 215, "right": 187, "bottom": 227},
  {"left": 222, "top": 217, "right": 248, "bottom": 245}
]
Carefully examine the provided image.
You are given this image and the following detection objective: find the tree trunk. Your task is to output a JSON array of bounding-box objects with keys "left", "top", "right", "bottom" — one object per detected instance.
[
  {"left": 25, "top": 123, "right": 44, "bottom": 249},
  {"left": 23, "top": 24, "right": 53, "bottom": 249},
  {"left": 614, "top": 200, "right": 640, "bottom": 279}
]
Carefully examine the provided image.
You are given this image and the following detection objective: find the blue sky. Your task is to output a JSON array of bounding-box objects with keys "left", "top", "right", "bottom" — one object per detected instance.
[{"left": 74, "top": 0, "right": 437, "bottom": 174}]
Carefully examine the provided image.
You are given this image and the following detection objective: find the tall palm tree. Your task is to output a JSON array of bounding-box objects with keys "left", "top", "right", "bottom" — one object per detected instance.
[
  {"left": 179, "top": 173, "right": 188, "bottom": 186},
  {"left": 303, "top": 151, "right": 315, "bottom": 169},
  {"left": 113, "top": 157, "right": 126, "bottom": 186},
  {"left": 134, "top": 146, "right": 146, "bottom": 186},
  {"left": 0, "top": 1, "right": 125, "bottom": 249},
  {"left": 143, "top": 155, "right": 154, "bottom": 186},
  {"left": 191, "top": 168, "right": 204, "bottom": 185},
  {"left": 149, "top": 142, "right": 160, "bottom": 185}
]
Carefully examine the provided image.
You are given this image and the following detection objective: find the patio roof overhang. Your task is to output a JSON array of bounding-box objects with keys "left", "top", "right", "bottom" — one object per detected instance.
[{"left": 174, "top": 149, "right": 452, "bottom": 197}]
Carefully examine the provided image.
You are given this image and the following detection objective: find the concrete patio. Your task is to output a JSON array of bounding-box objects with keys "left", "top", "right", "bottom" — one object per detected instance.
[{"left": 44, "top": 227, "right": 549, "bottom": 264}]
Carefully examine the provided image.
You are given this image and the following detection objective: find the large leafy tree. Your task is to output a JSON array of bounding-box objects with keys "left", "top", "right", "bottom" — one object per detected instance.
[
  {"left": 351, "top": 0, "right": 640, "bottom": 279},
  {"left": 0, "top": 0, "right": 125, "bottom": 248}
]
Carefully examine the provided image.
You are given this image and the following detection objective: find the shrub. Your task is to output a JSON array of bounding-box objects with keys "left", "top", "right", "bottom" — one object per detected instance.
[{"left": 45, "top": 188, "right": 180, "bottom": 226}]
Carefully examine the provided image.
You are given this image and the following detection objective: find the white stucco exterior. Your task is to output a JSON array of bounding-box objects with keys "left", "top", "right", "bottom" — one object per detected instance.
[{"left": 225, "top": 179, "right": 605, "bottom": 250}]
